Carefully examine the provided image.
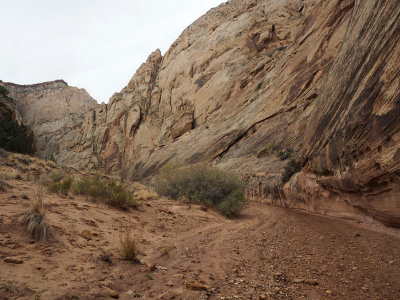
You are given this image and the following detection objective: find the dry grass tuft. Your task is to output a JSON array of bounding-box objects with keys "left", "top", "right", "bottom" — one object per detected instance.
[
  {"left": 22, "top": 187, "right": 53, "bottom": 242},
  {"left": 160, "top": 246, "right": 172, "bottom": 257},
  {"left": 119, "top": 233, "right": 139, "bottom": 262}
]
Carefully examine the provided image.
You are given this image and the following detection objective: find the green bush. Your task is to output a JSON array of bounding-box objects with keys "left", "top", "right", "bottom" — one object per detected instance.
[
  {"left": 0, "top": 119, "right": 36, "bottom": 155},
  {"left": 49, "top": 176, "right": 73, "bottom": 196},
  {"left": 282, "top": 159, "right": 302, "bottom": 183},
  {"left": 154, "top": 165, "right": 246, "bottom": 217},
  {"left": 0, "top": 86, "right": 10, "bottom": 97},
  {"left": 72, "top": 175, "right": 135, "bottom": 209},
  {"left": 49, "top": 170, "right": 66, "bottom": 182},
  {"left": 72, "top": 178, "right": 91, "bottom": 195}
]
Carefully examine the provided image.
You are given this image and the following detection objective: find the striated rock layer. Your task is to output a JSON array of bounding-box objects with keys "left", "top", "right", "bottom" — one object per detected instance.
[{"left": 4, "top": 0, "right": 400, "bottom": 227}]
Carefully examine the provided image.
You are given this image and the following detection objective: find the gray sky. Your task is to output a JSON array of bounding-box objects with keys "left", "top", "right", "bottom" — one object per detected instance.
[{"left": 0, "top": 0, "right": 225, "bottom": 103}]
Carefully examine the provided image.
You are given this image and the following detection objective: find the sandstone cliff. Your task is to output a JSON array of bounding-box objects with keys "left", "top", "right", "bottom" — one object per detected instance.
[
  {"left": 0, "top": 80, "right": 98, "bottom": 157},
  {"left": 5, "top": 0, "right": 400, "bottom": 227}
]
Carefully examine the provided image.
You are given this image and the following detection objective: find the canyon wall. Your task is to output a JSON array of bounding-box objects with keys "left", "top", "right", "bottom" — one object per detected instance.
[{"left": 3, "top": 0, "right": 400, "bottom": 227}]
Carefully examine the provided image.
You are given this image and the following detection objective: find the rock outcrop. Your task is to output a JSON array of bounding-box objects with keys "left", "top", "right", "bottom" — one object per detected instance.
[
  {"left": 4, "top": 0, "right": 400, "bottom": 227},
  {"left": 0, "top": 80, "right": 98, "bottom": 158},
  {"left": 2, "top": 80, "right": 97, "bottom": 125}
]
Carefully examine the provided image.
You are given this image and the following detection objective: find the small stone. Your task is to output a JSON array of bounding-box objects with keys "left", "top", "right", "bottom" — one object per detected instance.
[
  {"left": 304, "top": 279, "right": 318, "bottom": 286},
  {"left": 325, "top": 290, "right": 333, "bottom": 295},
  {"left": 293, "top": 278, "right": 304, "bottom": 283},
  {"left": 127, "top": 290, "right": 134, "bottom": 295},
  {"left": 156, "top": 265, "right": 168, "bottom": 271},
  {"left": 104, "top": 287, "right": 119, "bottom": 299},
  {"left": 82, "top": 203, "right": 89, "bottom": 207},
  {"left": 362, "top": 286, "right": 369, "bottom": 292},
  {"left": 80, "top": 229, "right": 92, "bottom": 240},
  {"left": 259, "top": 294, "right": 267, "bottom": 300},
  {"left": 233, "top": 267, "right": 239, "bottom": 274},
  {"left": 389, "top": 260, "right": 394, "bottom": 265},
  {"left": 21, "top": 194, "right": 29, "bottom": 200},
  {"left": 185, "top": 282, "right": 209, "bottom": 291},
  {"left": 4, "top": 257, "right": 23, "bottom": 264},
  {"left": 148, "top": 263, "right": 156, "bottom": 272},
  {"left": 274, "top": 287, "right": 280, "bottom": 292},
  {"left": 167, "top": 281, "right": 174, "bottom": 287}
]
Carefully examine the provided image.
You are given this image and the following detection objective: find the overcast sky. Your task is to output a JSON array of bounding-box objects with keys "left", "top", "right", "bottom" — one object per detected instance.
[{"left": 0, "top": 0, "right": 225, "bottom": 103}]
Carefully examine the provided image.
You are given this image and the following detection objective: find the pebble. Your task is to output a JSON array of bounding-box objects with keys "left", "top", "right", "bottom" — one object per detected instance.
[
  {"left": 4, "top": 257, "right": 24, "bottom": 264},
  {"left": 185, "top": 282, "right": 209, "bottom": 291},
  {"left": 104, "top": 287, "right": 119, "bottom": 299},
  {"left": 259, "top": 294, "right": 267, "bottom": 300},
  {"left": 167, "top": 281, "right": 174, "bottom": 287},
  {"left": 325, "top": 290, "right": 333, "bottom": 295},
  {"left": 304, "top": 279, "right": 318, "bottom": 286}
]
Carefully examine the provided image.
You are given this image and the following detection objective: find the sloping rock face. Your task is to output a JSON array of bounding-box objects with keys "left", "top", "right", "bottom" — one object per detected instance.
[
  {"left": 287, "top": 0, "right": 400, "bottom": 227},
  {"left": 6, "top": 0, "right": 400, "bottom": 227},
  {"left": 1, "top": 80, "right": 98, "bottom": 158}
]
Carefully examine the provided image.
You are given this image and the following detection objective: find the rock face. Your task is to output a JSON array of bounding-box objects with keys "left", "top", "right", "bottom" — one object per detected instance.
[
  {"left": 0, "top": 87, "right": 21, "bottom": 123},
  {"left": 4, "top": 0, "right": 400, "bottom": 227},
  {"left": 0, "top": 80, "right": 98, "bottom": 158},
  {"left": 2, "top": 80, "right": 97, "bottom": 125}
]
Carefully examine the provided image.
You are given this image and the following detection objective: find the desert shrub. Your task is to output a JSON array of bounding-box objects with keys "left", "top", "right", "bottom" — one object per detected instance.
[
  {"left": 72, "top": 178, "right": 91, "bottom": 195},
  {"left": 73, "top": 175, "right": 135, "bottom": 209},
  {"left": 278, "top": 149, "right": 292, "bottom": 160},
  {"left": 268, "top": 144, "right": 279, "bottom": 151},
  {"left": 0, "top": 179, "right": 11, "bottom": 192},
  {"left": 22, "top": 188, "right": 52, "bottom": 241},
  {"left": 282, "top": 159, "right": 302, "bottom": 183},
  {"left": 154, "top": 165, "right": 246, "bottom": 217},
  {"left": 49, "top": 170, "right": 66, "bottom": 182},
  {"left": 0, "top": 119, "right": 36, "bottom": 155},
  {"left": 119, "top": 233, "right": 139, "bottom": 262},
  {"left": 46, "top": 153, "right": 56, "bottom": 162},
  {"left": 49, "top": 176, "right": 73, "bottom": 196},
  {"left": 0, "top": 86, "right": 10, "bottom": 97}
]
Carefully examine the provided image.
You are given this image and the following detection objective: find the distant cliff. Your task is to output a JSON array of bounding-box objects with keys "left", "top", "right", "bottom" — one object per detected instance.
[
  {"left": 4, "top": 0, "right": 400, "bottom": 227},
  {"left": 0, "top": 80, "right": 98, "bottom": 158}
]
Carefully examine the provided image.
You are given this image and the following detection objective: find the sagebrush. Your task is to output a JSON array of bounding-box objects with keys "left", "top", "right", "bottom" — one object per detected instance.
[
  {"left": 154, "top": 164, "right": 246, "bottom": 217},
  {"left": 72, "top": 175, "right": 135, "bottom": 209}
]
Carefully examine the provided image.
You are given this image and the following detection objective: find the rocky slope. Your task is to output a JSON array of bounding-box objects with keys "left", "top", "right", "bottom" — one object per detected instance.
[{"left": 4, "top": 0, "right": 400, "bottom": 227}]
